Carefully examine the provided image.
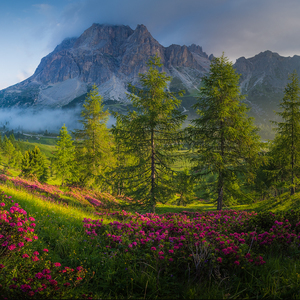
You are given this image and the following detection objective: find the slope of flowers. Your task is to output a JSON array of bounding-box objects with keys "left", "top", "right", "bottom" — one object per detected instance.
[
  {"left": 0, "top": 174, "right": 120, "bottom": 211},
  {"left": 83, "top": 209, "right": 300, "bottom": 279},
  {"left": 0, "top": 191, "right": 91, "bottom": 299}
]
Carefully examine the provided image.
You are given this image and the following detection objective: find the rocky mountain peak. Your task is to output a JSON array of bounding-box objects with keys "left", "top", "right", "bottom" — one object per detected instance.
[
  {"left": 0, "top": 23, "right": 211, "bottom": 108},
  {"left": 187, "top": 44, "right": 208, "bottom": 58}
]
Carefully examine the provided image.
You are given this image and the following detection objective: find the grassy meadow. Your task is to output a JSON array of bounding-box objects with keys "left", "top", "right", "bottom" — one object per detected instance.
[
  {"left": 2, "top": 172, "right": 300, "bottom": 299},
  {"left": 1, "top": 138, "right": 300, "bottom": 299}
]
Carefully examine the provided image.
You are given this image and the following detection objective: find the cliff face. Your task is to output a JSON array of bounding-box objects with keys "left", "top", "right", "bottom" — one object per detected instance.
[
  {"left": 0, "top": 24, "right": 211, "bottom": 108},
  {"left": 233, "top": 51, "right": 300, "bottom": 122}
]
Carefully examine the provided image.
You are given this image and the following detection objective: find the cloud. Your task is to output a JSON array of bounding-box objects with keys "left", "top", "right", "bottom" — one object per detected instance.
[
  {"left": 40, "top": 0, "right": 300, "bottom": 62},
  {"left": 0, "top": 107, "right": 116, "bottom": 133}
]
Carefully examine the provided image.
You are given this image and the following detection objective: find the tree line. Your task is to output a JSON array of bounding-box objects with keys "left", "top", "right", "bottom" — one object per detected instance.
[{"left": 1, "top": 54, "right": 300, "bottom": 212}]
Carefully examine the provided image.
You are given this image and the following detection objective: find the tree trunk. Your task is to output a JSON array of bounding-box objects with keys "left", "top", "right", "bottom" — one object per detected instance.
[
  {"left": 291, "top": 123, "right": 295, "bottom": 195},
  {"left": 217, "top": 119, "right": 224, "bottom": 211},
  {"left": 217, "top": 180, "right": 223, "bottom": 210},
  {"left": 151, "top": 128, "right": 156, "bottom": 212}
]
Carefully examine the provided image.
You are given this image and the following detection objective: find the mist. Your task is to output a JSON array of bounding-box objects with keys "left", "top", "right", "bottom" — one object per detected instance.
[{"left": 0, "top": 107, "right": 116, "bottom": 134}]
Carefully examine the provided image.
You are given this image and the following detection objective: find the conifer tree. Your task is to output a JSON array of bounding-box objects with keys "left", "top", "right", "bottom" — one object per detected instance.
[
  {"left": 52, "top": 124, "right": 75, "bottom": 186},
  {"left": 21, "top": 146, "right": 49, "bottom": 182},
  {"left": 188, "top": 54, "right": 262, "bottom": 210},
  {"left": 112, "top": 55, "right": 187, "bottom": 212},
  {"left": 270, "top": 70, "right": 300, "bottom": 195},
  {"left": 73, "top": 84, "right": 114, "bottom": 188}
]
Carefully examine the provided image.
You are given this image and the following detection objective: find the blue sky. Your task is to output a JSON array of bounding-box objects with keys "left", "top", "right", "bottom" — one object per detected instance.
[{"left": 1, "top": 0, "right": 300, "bottom": 89}]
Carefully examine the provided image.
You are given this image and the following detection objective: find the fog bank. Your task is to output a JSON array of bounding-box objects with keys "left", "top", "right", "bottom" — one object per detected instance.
[{"left": 0, "top": 107, "right": 116, "bottom": 133}]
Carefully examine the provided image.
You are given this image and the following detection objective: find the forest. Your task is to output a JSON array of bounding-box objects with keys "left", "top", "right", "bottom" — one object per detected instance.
[{"left": 2, "top": 54, "right": 300, "bottom": 299}]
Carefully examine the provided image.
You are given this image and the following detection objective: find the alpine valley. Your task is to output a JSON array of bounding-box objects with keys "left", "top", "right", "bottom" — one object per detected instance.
[{"left": 1, "top": 23, "right": 300, "bottom": 138}]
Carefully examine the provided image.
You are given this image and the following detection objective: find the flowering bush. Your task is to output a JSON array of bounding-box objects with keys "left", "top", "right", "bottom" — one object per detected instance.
[
  {"left": 0, "top": 192, "right": 37, "bottom": 257},
  {"left": 0, "top": 192, "right": 92, "bottom": 299},
  {"left": 84, "top": 209, "right": 273, "bottom": 281},
  {"left": 0, "top": 250, "right": 89, "bottom": 299}
]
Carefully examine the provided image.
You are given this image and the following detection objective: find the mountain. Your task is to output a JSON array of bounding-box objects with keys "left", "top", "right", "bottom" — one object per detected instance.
[
  {"left": 1, "top": 23, "right": 299, "bottom": 140},
  {"left": 234, "top": 50, "right": 300, "bottom": 124},
  {"left": 0, "top": 23, "right": 212, "bottom": 109}
]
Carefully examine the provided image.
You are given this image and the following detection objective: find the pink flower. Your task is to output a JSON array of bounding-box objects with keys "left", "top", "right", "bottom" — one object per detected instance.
[
  {"left": 8, "top": 244, "right": 16, "bottom": 251},
  {"left": 0, "top": 264, "right": 5, "bottom": 269},
  {"left": 0, "top": 203, "right": 5, "bottom": 207},
  {"left": 43, "top": 248, "right": 49, "bottom": 252},
  {"left": 33, "top": 236, "right": 38, "bottom": 240},
  {"left": 76, "top": 277, "right": 83, "bottom": 280},
  {"left": 33, "top": 251, "right": 39, "bottom": 256},
  {"left": 169, "top": 258, "right": 173, "bottom": 262},
  {"left": 158, "top": 251, "right": 164, "bottom": 255},
  {"left": 234, "top": 260, "right": 240, "bottom": 266},
  {"left": 35, "top": 272, "right": 44, "bottom": 279},
  {"left": 151, "top": 247, "right": 156, "bottom": 251},
  {"left": 217, "top": 257, "right": 222, "bottom": 263},
  {"left": 22, "top": 254, "right": 29, "bottom": 258},
  {"left": 49, "top": 280, "right": 58, "bottom": 286},
  {"left": 54, "top": 262, "right": 61, "bottom": 267},
  {"left": 168, "top": 250, "right": 174, "bottom": 254},
  {"left": 32, "top": 256, "right": 39, "bottom": 262},
  {"left": 159, "top": 256, "right": 164, "bottom": 260},
  {"left": 42, "top": 269, "right": 51, "bottom": 275},
  {"left": 18, "top": 242, "right": 24, "bottom": 247},
  {"left": 64, "top": 282, "right": 71, "bottom": 286}
]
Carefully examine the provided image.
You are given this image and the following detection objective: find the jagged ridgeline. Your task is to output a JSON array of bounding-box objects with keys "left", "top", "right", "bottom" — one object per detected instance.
[{"left": 1, "top": 23, "right": 300, "bottom": 139}]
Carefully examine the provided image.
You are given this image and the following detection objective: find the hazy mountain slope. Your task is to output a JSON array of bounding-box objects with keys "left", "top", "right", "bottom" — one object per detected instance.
[{"left": 234, "top": 51, "right": 300, "bottom": 123}]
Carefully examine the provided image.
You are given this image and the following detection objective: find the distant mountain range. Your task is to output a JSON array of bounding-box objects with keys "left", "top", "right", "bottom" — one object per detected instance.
[{"left": 1, "top": 23, "right": 300, "bottom": 137}]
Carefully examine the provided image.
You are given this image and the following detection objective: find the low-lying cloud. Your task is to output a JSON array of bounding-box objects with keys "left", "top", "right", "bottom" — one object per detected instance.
[{"left": 0, "top": 107, "right": 116, "bottom": 134}]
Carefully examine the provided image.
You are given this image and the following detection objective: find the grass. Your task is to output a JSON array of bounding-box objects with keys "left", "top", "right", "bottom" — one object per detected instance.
[
  {"left": 19, "top": 141, "right": 55, "bottom": 157},
  {"left": 3, "top": 182, "right": 300, "bottom": 298}
]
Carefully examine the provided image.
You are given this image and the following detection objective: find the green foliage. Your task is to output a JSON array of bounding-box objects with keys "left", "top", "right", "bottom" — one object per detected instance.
[
  {"left": 269, "top": 70, "right": 300, "bottom": 195},
  {"left": 172, "top": 169, "right": 196, "bottom": 206},
  {"left": 188, "top": 54, "right": 263, "bottom": 210},
  {"left": 73, "top": 84, "right": 115, "bottom": 188},
  {"left": 52, "top": 124, "right": 75, "bottom": 185},
  {"left": 112, "top": 55, "right": 187, "bottom": 212},
  {"left": 20, "top": 146, "right": 50, "bottom": 183}
]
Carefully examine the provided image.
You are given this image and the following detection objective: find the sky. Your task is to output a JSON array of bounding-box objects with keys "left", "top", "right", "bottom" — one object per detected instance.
[{"left": 1, "top": 0, "right": 300, "bottom": 90}]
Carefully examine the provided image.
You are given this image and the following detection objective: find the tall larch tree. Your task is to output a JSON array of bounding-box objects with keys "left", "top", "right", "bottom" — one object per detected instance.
[
  {"left": 74, "top": 84, "right": 114, "bottom": 188},
  {"left": 112, "top": 55, "right": 187, "bottom": 213},
  {"left": 270, "top": 70, "right": 300, "bottom": 195},
  {"left": 52, "top": 124, "right": 75, "bottom": 186},
  {"left": 188, "top": 54, "right": 262, "bottom": 210}
]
